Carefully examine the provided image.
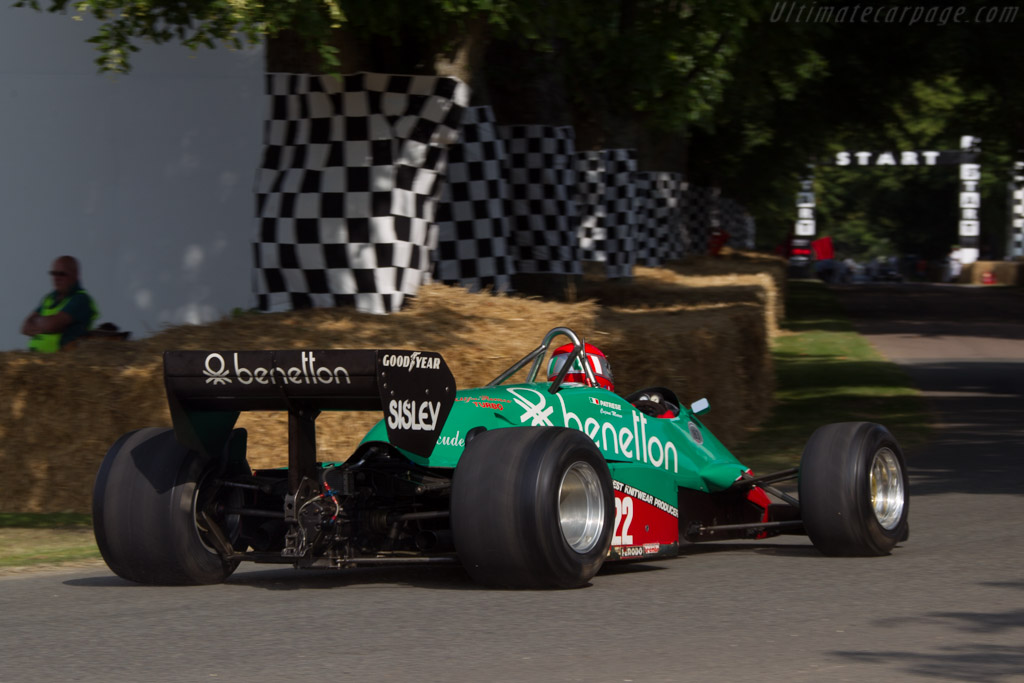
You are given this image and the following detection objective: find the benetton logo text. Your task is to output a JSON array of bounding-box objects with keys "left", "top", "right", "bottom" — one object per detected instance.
[{"left": 203, "top": 352, "right": 351, "bottom": 386}]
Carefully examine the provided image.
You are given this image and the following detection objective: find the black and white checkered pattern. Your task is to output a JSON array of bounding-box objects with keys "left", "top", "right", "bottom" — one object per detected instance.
[
  {"left": 604, "top": 149, "right": 637, "bottom": 277},
  {"left": 633, "top": 172, "right": 676, "bottom": 265},
  {"left": 432, "top": 106, "right": 514, "bottom": 291},
  {"left": 1012, "top": 161, "right": 1024, "bottom": 259},
  {"left": 254, "top": 72, "right": 468, "bottom": 314},
  {"left": 633, "top": 173, "right": 658, "bottom": 267},
  {"left": 683, "top": 185, "right": 716, "bottom": 255},
  {"left": 719, "top": 197, "right": 756, "bottom": 249},
  {"left": 591, "top": 149, "right": 637, "bottom": 278},
  {"left": 576, "top": 149, "right": 638, "bottom": 277},
  {"left": 497, "top": 125, "right": 582, "bottom": 275},
  {"left": 664, "top": 174, "right": 689, "bottom": 261},
  {"left": 576, "top": 151, "right": 607, "bottom": 265}
]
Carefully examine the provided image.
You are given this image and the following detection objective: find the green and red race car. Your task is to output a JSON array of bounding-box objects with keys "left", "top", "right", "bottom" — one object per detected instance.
[{"left": 92, "top": 327, "right": 909, "bottom": 588}]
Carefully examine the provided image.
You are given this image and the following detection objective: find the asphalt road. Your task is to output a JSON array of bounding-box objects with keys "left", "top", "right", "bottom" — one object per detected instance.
[{"left": 2, "top": 282, "right": 1022, "bottom": 683}]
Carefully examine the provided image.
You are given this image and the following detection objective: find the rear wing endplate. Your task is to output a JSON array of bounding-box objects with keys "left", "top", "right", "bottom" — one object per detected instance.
[{"left": 163, "top": 350, "right": 456, "bottom": 481}]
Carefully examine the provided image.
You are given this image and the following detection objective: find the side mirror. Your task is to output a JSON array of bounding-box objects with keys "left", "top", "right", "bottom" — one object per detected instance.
[{"left": 690, "top": 398, "right": 710, "bottom": 415}]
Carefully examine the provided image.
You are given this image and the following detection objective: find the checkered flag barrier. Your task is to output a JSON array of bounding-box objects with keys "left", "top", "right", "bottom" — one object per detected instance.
[
  {"left": 1012, "top": 161, "right": 1024, "bottom": 259},
  {"left": 633, "top": 173, "right": 658, "bottom": 267},
  {"left": 605, "top": 149, "right": 638, "bottom": 277},
  {"left": 575, "top": 149, "right": 638, "bottom": 278},
  {"left": 431, "top": 106, "right": 515, "bottom": 292},
  {"left": 254, "top": 72, "right": 468, "bottom": 314},
  {"left": 576, "top": 151, "right": 607, "bottom": 266},
  {"left": 683, "top": 185, "right": 716, "bottom": 255},
  {"left": 633, "top": 172, "right": 687, "bottom": 264},
  {"left": 719, "top": 197, "right": 756, "bottom": 250},
  {"left": 663, "top": 174, "right": 688, "bottom": 262},
  {"left": 497, "top": 125, "right": 582, "bottom": 275}
]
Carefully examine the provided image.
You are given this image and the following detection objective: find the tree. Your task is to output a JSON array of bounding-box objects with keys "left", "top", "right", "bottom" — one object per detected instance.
[
  {"left": 685, "top": 3, "right": 1021, "bottom": 257},
  {"left": 15, "top": 0, "right": 1023, "bottom": 257},
  {"left": 12, "top": 0, "right": 522, "bottom": 73}
]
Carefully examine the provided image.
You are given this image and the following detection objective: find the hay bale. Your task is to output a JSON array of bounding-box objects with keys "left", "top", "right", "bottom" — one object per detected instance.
[
  {"left": 0, "top": 255, "right": 778, "bottom": 513},
  {"left": 961, "top": 261, "right": 1024, "bottom": 286},
  {"left": 580, "top": 254, "right": 786, "bottom": 339},
  {"left": 595, "top": 302, "right": 771, "bottom": 446}
]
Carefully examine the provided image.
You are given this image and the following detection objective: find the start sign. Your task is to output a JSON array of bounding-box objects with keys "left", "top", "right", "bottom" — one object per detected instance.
[
  {"left": 834, "top": 150, "right": 943, "bottom": 166},
  {"left": 798, "top": 136, "right": 982, "bottom": 265}
]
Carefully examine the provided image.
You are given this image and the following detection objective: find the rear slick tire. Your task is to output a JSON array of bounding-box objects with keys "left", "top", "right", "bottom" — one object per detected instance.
[
  {"left": 799, "top": 422, "right": 909, "bottom": 556},
  {"left": 92, "top": 427, "right": 245, "bottom": 585},
  {"left": 451, "top": 426, "right": 614, "bottom": 589}
]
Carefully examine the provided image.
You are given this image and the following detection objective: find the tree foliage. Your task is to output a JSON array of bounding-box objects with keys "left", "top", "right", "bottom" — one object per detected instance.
[
  {"left": 686, "top": 3, "right": 1021, "bottom": 258},
  {"left": 14, "top": 0, "right": 1022, "bottom": 259},
  {"left": 13, "top": 0, "right": 521, "bottom": 72}
]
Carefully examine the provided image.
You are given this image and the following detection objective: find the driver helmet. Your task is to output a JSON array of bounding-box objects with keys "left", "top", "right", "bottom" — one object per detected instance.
[{"left": 547, "top": 343, "right": 614, "bottom": 392}]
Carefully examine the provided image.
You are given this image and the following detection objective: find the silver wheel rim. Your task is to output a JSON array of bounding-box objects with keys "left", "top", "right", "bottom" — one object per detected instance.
[
  {"left": 559, "top": 461, "right": 605, "bottom": 554},
  {"left": 870, "top": 447, "right": 905, "bottom": 530}
]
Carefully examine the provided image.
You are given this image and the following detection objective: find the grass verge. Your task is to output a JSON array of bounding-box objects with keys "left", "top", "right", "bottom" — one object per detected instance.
[
  {"left": 0, "top": 513, "right": 100, "bottom": 568},
  {"left": 731, "top": 280, "right": 931, "bottom": 474}
]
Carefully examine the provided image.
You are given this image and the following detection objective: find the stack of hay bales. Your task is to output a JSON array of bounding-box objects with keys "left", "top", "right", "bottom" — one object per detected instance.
[
  {"left": 961, "top": 261, "right": 1023, "bottom": 286},
  {"left": 0, "top": 254, "right": 784, "bottom": 513}
]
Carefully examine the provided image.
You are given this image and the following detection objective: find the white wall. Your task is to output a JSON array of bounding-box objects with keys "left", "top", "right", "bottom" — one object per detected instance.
[{"left": 0, "top": 7, "right": 265, "bottom": 350}]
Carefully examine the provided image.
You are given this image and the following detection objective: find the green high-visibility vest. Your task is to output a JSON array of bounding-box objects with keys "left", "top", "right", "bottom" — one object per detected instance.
[{"left": 28, "top": 290, "right": 98, "bottom": 353}]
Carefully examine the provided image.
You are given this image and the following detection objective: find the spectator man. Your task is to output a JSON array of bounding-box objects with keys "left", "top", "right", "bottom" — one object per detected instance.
[{"left": 21, "top": 256, "right": 98, "bottom": 352}]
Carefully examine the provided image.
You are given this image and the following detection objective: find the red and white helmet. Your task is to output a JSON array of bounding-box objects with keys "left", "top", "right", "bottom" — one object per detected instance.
[{"left": 546, "top": 343, "right": 614, "bottom": 392}]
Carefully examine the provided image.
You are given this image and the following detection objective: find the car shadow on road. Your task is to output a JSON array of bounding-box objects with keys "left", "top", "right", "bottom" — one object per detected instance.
[
  {"left": 229, "top": 564, "right": 487, "bottom": 590},
  {"left": 597, "top": 561, "right": 667, "bottom": 578},
  {"left": 66, "top": 562, "right": 643, "bottom": 592},
  {"left": 69, "top": 550, "right": 812, "bottom": 590},
  {"left": 679, "top": 541, "right": 823, "bottom": 558},
  {"left": 64, "top": 563, "right": 484, "bottom": 591},
  {"left": 63, "top": 575, "right": 128, "bottom": 588},
  {"left": 63, "top": 542, "right": 849, "bottom": 590}
]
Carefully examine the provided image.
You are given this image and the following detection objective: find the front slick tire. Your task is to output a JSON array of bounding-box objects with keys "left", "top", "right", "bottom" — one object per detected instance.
[
  {"left": 451, "top": 427, "right": 614, "bottom": 589},
  {"left": 92, "top": 427, "right": 242, "bottom": 585},
  {"left": 799, "top": 422, "right": 909, "bottom": 557}
]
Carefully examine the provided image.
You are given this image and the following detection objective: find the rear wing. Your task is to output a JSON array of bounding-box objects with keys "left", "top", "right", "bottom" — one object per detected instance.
[{"left": 163, "top": 350, "right": 456, "bottom": 487}]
